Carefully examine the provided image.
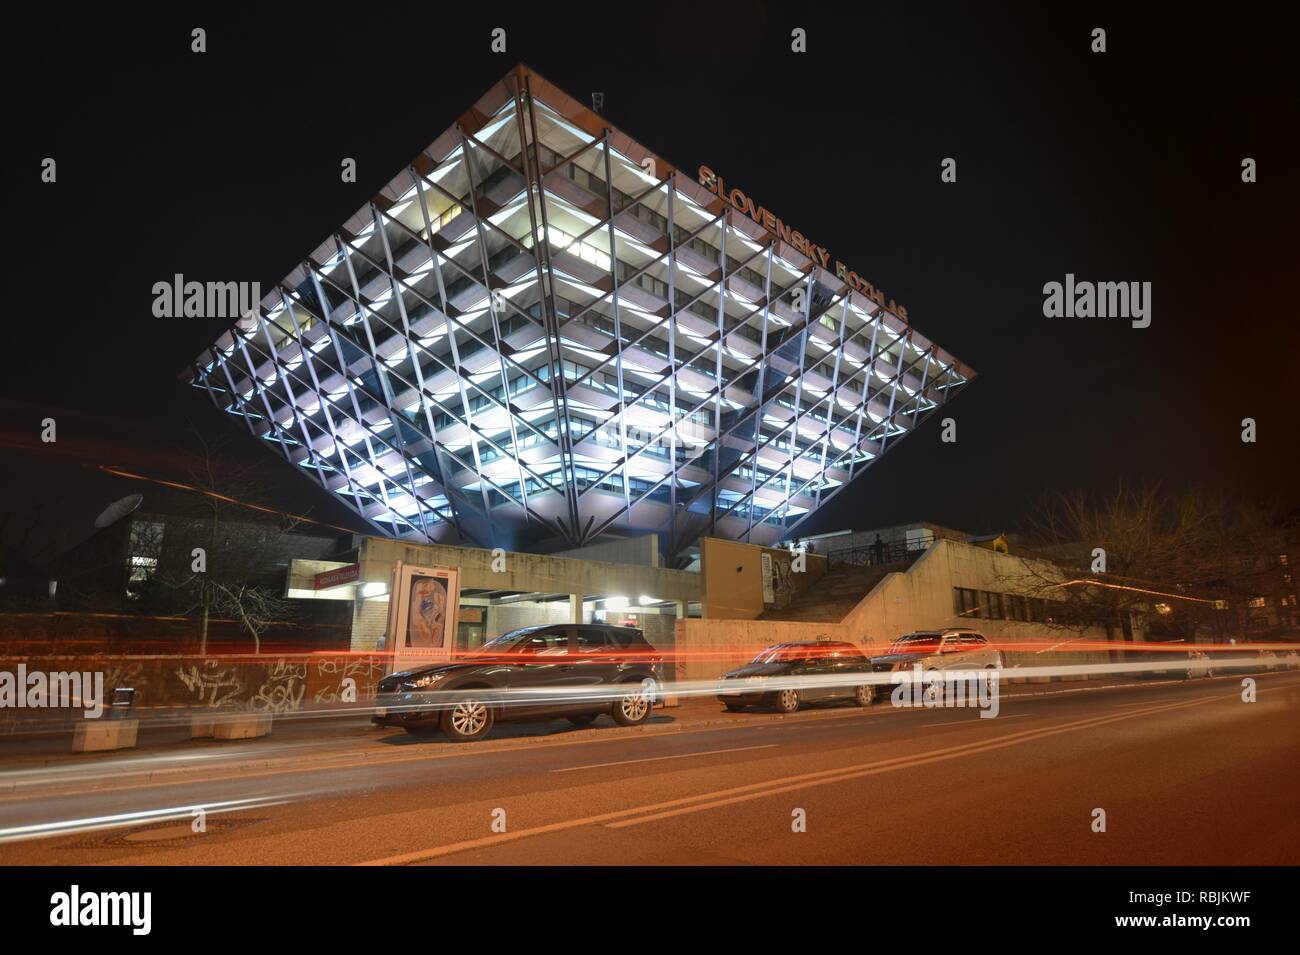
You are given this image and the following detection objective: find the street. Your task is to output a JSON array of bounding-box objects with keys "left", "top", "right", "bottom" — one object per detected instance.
[{"left": 2, "top": 672, "right": 1297, "bottom": 865}]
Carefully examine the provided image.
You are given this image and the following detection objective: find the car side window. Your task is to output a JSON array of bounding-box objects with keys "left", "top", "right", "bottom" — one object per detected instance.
[
  {"left": 575, "top": 628, "right": 609, "bottom": 654},
  {"left": 516, "top": 630, "right": 570, "bottom": 656}
]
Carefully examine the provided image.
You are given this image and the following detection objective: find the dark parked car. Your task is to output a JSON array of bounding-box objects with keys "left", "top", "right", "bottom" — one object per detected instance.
[
  {"left": 716, "top": 641, "right": 877, "bottom": 713},
  {"left": 373, "top": 623, "right": 663, "bottom": 741}
]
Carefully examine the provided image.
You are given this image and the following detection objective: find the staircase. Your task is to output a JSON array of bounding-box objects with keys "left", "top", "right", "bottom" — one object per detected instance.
[{"left": 758, "top": 557, "right": 913, "bottom": 623}]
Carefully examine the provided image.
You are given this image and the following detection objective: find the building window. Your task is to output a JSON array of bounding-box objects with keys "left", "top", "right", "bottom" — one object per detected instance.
[
  {"left": 1006, "top": 594, "right": 1029, "bottom": 621},
  {"left": 126, "top": 519, "right": 165, "bottom": 599},
  {"left": 953, "top": 587, "right": 980, "bottom": 619},
  {"left": 981, "top": 591, "right": 1005, "bottom": 620}
]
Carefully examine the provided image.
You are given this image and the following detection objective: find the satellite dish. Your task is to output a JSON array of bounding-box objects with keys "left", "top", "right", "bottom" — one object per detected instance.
[{"left": 94, "top": 493, "right": 144, "bottom": 529}]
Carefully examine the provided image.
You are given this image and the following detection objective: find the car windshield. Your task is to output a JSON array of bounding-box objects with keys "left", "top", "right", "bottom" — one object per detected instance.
[
  {"left": 751, "top": 646, "right": 823, "bottom": 664},
  {"left": 889, "top": 633, "right": 940, "bottom": 652},
  {"left": 476, "top": 628, "right": 542, "bottom": 654}
]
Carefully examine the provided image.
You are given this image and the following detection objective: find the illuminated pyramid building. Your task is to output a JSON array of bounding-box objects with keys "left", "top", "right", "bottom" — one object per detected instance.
[{"left": 184, "top": 65, "right": 975, "bottom": 560}]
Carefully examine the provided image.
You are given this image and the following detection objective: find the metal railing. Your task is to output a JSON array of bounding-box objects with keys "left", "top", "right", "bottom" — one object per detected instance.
[{"left": 824, "top": 539, "right": 925, "bottom": 569}]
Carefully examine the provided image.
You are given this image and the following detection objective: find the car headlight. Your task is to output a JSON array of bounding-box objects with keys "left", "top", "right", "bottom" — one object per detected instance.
[{"left": 407, "top": 672, "right": 451, "bottom": 689}]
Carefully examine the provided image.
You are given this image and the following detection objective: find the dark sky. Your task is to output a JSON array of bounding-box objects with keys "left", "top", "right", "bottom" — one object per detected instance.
[{"left": 4, "top": 3, "right": 1297, "bottom": 543}]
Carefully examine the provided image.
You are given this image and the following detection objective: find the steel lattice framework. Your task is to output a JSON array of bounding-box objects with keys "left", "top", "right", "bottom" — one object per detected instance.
[{"left": 184, "top": 65, "right": 975, "bottom": 559}]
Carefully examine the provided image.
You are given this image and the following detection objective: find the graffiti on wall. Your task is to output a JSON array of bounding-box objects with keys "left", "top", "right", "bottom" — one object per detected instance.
[
  {"left": 312, "top": 657, "right": 385, "bottom": 704},
  {"left": 250, "top": 660, "right": 307, "bottom": 713},
  {"left": 175, "top": 661, "right": 244, "bottom": 709}
]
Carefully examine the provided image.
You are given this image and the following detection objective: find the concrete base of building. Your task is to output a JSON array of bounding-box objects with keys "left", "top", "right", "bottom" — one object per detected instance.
[
  {"left": 73, "top": 718, "right": 138, "bottom": 752},
  {"left": 212, "top": 713, "right": 273, "bottom": 740}
]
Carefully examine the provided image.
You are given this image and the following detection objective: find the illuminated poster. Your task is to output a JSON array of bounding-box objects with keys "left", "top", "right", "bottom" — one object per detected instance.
[
  {"left": 385, "top": 562, "right": 461, "bottom": 674},
  {"left": 406, "top": 574, "right": 448, "bottom": 648}
]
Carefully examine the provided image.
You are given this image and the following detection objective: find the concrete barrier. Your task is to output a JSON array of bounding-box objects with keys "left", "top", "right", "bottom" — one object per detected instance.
[
  {"left": 211, "top": 712, "right": 273, "bottom": 740},
  {"left": 73, "top": 718, "right": 138, "bottom": 752},
  {"left": 190, "top": 716, "right": 215, "bottom": 738}
]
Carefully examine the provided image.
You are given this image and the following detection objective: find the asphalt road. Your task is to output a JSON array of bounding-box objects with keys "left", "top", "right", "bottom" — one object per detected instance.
[{"left": 2, "top": 672, "right": 1297, "bottom": 865}]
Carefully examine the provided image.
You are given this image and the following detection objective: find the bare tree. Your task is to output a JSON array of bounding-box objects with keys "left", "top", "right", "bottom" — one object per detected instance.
[
  {"left": 1005, "top": 484, "right": 1286, "bottom": 645},
  {"left": 157, "top": 428, "right": 302, "bottom": 653}
]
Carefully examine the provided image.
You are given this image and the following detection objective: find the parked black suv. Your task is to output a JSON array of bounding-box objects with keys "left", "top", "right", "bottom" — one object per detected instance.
[{"left": 373, "top": 623, "right": 663, "bottom": 741}]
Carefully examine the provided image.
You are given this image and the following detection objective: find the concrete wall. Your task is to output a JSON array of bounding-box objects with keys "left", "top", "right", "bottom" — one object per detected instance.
[
  {"left": 674, "top": 618, "right": 843, "bottom": 683},
  {"left": 699, "top": 537, "right": 828, "bottom": 619},
  {"left": 838, "top": 539, "right": 1119, "bottom": 666},
  {"left": 485, "top": 599, "right": 576, "bottom": 640},
  {"left": 358, "top": 537, "right": 698, "bottom": 603},
  {"left": 351, "top": 597, "right": 389, "bottom": 651},
  {"left": 700, "top": 538, "right": 765, "bottom": 619},
  {"left": 554, "top": 534, "right": 660, "bottom": 567},
  {"left": 675, "top": 539, "right": 1120, "bottom": 680},
  {"left": 0, "top": 652, "right": 390, "bottom": 732}
]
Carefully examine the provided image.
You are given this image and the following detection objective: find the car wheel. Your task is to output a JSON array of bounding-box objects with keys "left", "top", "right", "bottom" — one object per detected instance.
[
  {"left": 440, "top": 695, "right": 494, "bottom": 742},
  {"left": 984, "top": 666, "right": 999, "bottom": 695},
  {"left": 567, "top": 712, "right": 599, "bottom": 727},
  {"left": 774, "top": 688, "right": 800, "bottom": 714},
  {"left": 924, "top": 669, "right": 943, "bottom": 705},
  {"left": 854, "top": 684, "right": 876, "bottom": 707},
  {"left": 611, "top": 679, "right": 655, "bottom": 726}
]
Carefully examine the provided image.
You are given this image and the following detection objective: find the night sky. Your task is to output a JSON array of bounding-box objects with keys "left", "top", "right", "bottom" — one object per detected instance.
[{"left": 4, "top": 3, "right": 1297, "bottom": 545}]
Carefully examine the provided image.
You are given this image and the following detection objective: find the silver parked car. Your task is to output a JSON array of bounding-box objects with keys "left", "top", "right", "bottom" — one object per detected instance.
[{"left": 869, "top": 629, "right": 1004, "bottom": 699}]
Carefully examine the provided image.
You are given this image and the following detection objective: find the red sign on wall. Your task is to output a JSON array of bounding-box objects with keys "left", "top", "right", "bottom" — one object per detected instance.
[{"left": 314, "top": 563, "right": 360, "bottom": 590}]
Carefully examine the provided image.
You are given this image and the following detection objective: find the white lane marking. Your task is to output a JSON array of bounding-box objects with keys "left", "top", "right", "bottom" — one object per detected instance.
[
  {"left": 607, "top": 697, "right": 1212, "bottom": 830},
  {"left": 0, "top": 795, "right": 294, "bottom": 844},
  {"left": 356, "top": 695, "right": 1208, "bottom": 864},
  {"left": 1111, "top": 696, "right": 1210, "bottom": 706},
  {"left": 550, "top": 743, "right": 778, "bottom": 773},
  {"left": 1112, "top": 699, "right": 1180, "bottom": 706},
  {"left": 923, "top": 714, "right": 1031, "bottom": 728}
]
